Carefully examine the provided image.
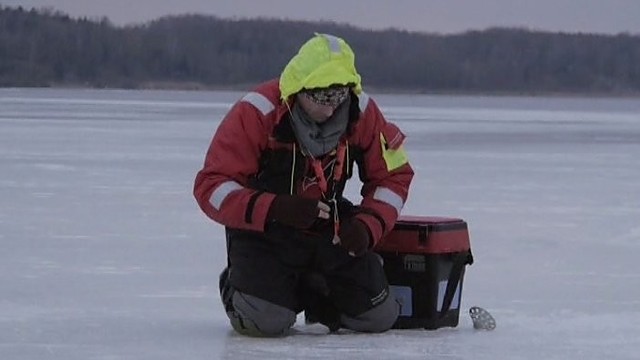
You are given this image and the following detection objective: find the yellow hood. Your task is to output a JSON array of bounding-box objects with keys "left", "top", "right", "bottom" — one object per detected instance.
[{"left": 279, "top": 33, "right": 362, "bottom": 101}]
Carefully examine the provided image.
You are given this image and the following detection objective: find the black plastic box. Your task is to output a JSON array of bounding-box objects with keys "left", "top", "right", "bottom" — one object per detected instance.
[{"left": 374, "top": 216, "right": 474, "bottom": 330}]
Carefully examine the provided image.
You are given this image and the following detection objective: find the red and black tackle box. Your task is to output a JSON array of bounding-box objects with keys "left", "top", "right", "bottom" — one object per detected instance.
[{"left": 374, "top": 216, "right": 474, "bottom": 330}]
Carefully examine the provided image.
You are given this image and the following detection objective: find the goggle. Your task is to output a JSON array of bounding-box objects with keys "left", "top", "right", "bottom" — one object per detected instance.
[{"left": 303, "top": 86, "right": 350, "bottom": 107}]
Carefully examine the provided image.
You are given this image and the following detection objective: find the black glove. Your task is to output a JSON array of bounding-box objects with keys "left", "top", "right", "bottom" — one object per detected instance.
[
  {"left": 336, "top": 217, "right": 371, "bottom": 256},
  {"left": 267, "top": 194, "right": 330, "bottom": 229}
]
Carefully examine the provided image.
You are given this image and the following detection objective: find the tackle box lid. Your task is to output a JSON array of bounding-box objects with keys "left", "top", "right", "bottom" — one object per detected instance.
[{"left": 376, "top": 215, "right": 470, "bottom": 254}]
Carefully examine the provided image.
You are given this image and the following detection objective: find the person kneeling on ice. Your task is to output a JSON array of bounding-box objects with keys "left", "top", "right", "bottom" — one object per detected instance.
[{"left": 194, "top": 33, "right": 414, "bottom": 337}]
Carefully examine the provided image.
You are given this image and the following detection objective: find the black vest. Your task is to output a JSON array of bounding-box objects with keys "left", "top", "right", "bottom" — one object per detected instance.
[{"left": 249, "top": 94, "right": 364, "bottom": 201}]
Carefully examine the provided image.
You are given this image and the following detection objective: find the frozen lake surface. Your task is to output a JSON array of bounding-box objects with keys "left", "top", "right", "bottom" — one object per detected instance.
[{"left": 1, "top": 88, "right": 639, "bottom": 359}]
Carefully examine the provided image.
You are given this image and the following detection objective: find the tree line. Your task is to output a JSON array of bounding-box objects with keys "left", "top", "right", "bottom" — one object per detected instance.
[{"left": 1, "top": 5, "right": 640, "bottom": 94}]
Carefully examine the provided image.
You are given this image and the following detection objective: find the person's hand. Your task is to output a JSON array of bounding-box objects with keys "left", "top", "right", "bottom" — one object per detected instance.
[
  {"left": 267, "top": 195, "right": 331, "bottom": 229},
  {"left": 333, "top": 218, "right": 371, "bottom": 257}
]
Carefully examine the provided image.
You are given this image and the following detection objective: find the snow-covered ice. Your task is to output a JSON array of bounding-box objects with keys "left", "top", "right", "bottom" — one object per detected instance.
[{"left": 1, "top": 88, "right": 639, "bottom": 359}]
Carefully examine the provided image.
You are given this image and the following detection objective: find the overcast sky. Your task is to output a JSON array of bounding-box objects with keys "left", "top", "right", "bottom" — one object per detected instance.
[{"left": 4, "top": 0, "right": 640, "bottom": 35}]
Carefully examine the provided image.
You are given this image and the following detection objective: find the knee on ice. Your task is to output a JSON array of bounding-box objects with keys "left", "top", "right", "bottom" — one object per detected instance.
[
  {"left": 341, "top": 295, "right": 400, "bottom": 333},
  {"left": 228, "top": 291, "right": 296, "bottom": 337}
]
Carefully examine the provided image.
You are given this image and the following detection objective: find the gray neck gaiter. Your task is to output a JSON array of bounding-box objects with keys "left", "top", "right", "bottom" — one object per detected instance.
[{"left": 289, "top": 98, "right": 350, "bottom": 157}]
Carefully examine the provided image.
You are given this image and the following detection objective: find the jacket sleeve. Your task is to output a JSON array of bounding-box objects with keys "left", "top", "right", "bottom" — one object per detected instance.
[
  {"left": 351, "top": 96, "right": 414, "bottom": 246},
  {"left": 193, "top": 101, "right": 276, "bottom": 232}
]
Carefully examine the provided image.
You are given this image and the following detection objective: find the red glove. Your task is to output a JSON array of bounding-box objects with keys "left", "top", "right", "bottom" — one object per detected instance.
[
  {"left": 335, "top": 218, "right": 371, "bottom": 256},
  {"left": 267, "top": 195, "right": 331, "bottom": 229}
]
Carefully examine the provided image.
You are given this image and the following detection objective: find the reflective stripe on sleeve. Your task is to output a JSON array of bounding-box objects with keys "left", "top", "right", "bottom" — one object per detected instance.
[
  {"left": 209, "top": 181, "right": 243, "bottom": 210},
  {"left": 358, "top": 91, "right": 370, "bottom": 112},
  {"left": 241, "top": 92, "right": 275, "bottom": 116},
  {"left": 373, "top": 187, "right": 404, "bottom": 214}
]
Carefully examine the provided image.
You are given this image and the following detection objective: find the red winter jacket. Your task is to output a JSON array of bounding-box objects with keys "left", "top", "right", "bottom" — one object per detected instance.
[{"left": 194, "top": 79, "right": 413, "bottom": 246}]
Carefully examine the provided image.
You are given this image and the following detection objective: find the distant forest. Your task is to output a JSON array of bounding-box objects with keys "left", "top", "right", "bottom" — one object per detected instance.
[{"left": 1, "top": 5, "right": 640, "bottom": 94}]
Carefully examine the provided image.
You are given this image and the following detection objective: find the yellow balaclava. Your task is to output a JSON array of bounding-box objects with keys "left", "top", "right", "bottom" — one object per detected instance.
[{"left": 279, "top": 33, "right": 362, "bottom": 101}]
